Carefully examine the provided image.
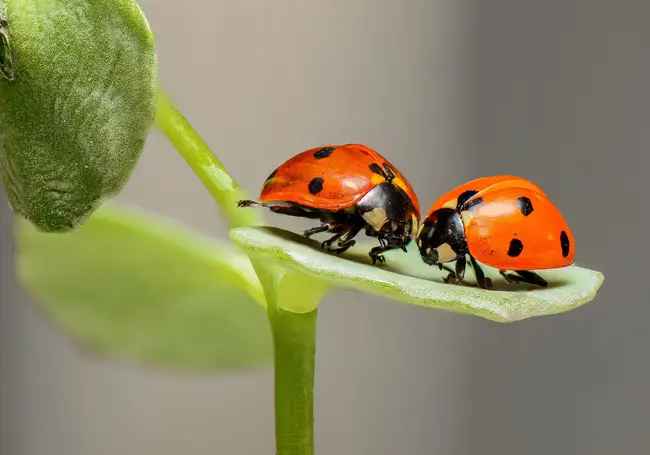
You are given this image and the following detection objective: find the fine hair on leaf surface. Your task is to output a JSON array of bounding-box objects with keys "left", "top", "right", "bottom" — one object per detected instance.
[{"left": 0, "top": 0, "right": 158, "bottom": 231}]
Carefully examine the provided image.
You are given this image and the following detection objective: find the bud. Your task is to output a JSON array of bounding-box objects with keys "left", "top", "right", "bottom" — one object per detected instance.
[{"left": 0, "top": 0, "right": 157, "bottom": 231}]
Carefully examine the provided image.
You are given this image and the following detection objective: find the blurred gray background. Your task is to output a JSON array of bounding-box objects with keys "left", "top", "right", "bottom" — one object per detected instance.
[{"left": 1, "top": 0, "right": 647, "bottom": 454}]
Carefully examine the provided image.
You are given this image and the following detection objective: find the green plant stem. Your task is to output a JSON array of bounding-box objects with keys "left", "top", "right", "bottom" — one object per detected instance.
[
  {"left": 154, "top": 90, "right": 262, "bottom": 228},
  {"left": 268, "top": 305, "right": 317, "bottom": 455},
  {"left": 157, "top": 89, "right": 319, "bottom": 454}
]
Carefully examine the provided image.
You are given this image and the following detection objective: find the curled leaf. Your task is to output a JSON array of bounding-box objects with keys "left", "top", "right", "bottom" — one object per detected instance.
[
  {"left": 0, "top": 0, "right": 158, "bottom": 232},
  {"left": 17, "top": 204, "right": 272, "bottom": 371},
  {"left": 230, "top": 226, "right": 604, "bottom": 322}
]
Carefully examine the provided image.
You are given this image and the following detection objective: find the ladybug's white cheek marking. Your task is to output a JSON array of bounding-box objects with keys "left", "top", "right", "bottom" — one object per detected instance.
[
  {"left": 461, "top": 210, "right": 474, "bottom": 225},
  {"left": 437, "top": 243, "right": 456, "bottom": 263},
  {"left": 417, "top": 222, "right": 426, "bottom": 237},
  {"left": 410, "top": 213, "right": 419, "bottom": 238},
  {"left": 362, "top": 207, "right": 388, "bottom": 231}
]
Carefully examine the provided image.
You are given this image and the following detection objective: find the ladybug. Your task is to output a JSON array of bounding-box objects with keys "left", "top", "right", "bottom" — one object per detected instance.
[
  {"left": 237, "top": 144, "right": 420, "bottom": 264},
  {"left": 416, "top": 175, "right": 574, "bottom": 289}
]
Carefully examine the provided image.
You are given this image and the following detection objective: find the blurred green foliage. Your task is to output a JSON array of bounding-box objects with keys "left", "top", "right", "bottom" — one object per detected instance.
[{"left": 17, "top": 205, "right": 272, "bottom": 371}]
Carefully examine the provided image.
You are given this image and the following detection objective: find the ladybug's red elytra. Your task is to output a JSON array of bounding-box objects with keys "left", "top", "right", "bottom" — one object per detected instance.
[
  {"left": 416, "top": 175, "right": 575, "bottom": 289},
  {"left": 238, "top": 144, "right": 420, "bottom": 264}
]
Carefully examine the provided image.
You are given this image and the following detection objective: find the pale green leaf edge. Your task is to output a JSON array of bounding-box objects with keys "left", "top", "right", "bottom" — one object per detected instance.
[
  {"left": 16, "top": 203, "right": 266, "bottom": 307},
  {"left": 229, "top": 226, "right": 604, "bottom": 323}
]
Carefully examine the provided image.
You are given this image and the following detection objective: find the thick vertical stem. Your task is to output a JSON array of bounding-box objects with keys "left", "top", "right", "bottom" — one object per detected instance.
[
  {"left": 268, "top": 306, "right": 317, "bottom": 455},
  {"left": 157, "top": 89, "right": 320, "bottom": 454}
]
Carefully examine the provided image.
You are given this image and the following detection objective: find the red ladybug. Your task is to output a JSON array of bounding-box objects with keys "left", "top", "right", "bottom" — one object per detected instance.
[
  {"left": 416, "top": 175, "right": 574, "bottom": 289},
  {"left": 238, "top": 144, "right": 420, "bottom": 264}
]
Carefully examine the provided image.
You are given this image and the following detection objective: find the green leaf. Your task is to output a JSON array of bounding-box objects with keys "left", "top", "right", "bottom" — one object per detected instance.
[
  {"left": 16, "top": 204, "right": 273, "bottom": 371},
  {"left": 0, "top": 0, "right": 158, "bottom": 232},
  {"left": 230, "top": 226, "right": 604, "bottom": 322}
]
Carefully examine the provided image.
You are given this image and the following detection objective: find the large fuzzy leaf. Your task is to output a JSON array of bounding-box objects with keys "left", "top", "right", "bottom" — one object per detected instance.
[{"left": 0, "top": 0, "right": 157, "bottom": 231}]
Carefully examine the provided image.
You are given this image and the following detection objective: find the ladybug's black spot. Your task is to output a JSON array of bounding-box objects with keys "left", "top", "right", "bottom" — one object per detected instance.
[
  {"left": 560, "top": 230, "right": 570, "bottom": 257},
  {"left": 314, "top": 147, "right": 335, "bottom": 160},
  {"left": 507, "top": 238, "right": 524, "bottom": 257},
  {"left": 308, "top": 177, "right": 324, "bottom": 195},
  {"left": 369, "top": 163, "right": 383, "bottom": 175},
  {"left": 456, "top": 190, "right": 478, "bottom": 210},
  {"left": 464, "top": 196, "right": 484, "bottom": 211},
  {"left": 516, "top": 196, "right": 534, "bottom": 216}
]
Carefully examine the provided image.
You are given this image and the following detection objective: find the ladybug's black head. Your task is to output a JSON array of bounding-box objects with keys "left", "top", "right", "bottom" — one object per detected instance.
[
  {"left": 416, "top": 208, "right": 468, "bottom": 265},
  {"left": 356, "top": 182, "right": 419, "bottom": 249}
]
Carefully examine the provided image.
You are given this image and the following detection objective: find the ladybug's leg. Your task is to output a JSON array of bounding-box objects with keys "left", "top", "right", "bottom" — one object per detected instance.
[
  {"left": 305, "top": 220, "right": 351, "bottom": 238},
  {"left": 303, "top": 224, "right": 330, "bottom": 238},
  {"left": 237, "top": 200, "right": 256, "bottom": 207},
  {"left": 438, "top": 263, "right": 457, "bottom": 276},
  {"left": 321, "top": 232, "right": 344, "bottom": 250},
  {"left": 332, "top": 224, "right": 363, "bottom": 255},
  {"left": 468, "top": 255, "right": 493, "bottom": 289},
  {"left": 368, "top": 246, "right": 389, "bottom": 264},
  {"left": 443, "top": 255, "right": 466, "bottom": 285},
  {"left": 321, "top": 224, "right": 362, "bottom": 255},
  {"left": 368, "top": 233, "right": 409, "bottom": 263},
  {"left": 515, "top": 271, "right": 548, "bottom": 287},
  {"left": 237, "top": 199, "right": 268, "bottom": 208},
  {"left": 499, "top": 270, "right": 517, "bottom": 284},
  {"left": 320, "top": 226, "right": 347, "bottom": 250},
  {"left": 368, "top": 241, "right": 400, "bottom": 264},
  {"left": 499, "top": 270, "right": 548, "bottom": 288},
  {"left": 238, "top": 200, "right": 320, "bottom": 219},
  {"left": 364, "top": 225, "right": 378, "bottom": 238}
]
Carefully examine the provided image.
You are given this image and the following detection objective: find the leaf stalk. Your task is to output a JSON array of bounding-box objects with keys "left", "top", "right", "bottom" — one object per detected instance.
[{"left": 155, "top": 90, "right": 262, "bottom": 229}]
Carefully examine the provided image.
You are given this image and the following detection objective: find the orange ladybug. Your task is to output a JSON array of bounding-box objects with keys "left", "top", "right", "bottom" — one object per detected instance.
[
  {"left": 238, "top": 144, "right": 420, "bottom": 264},
  {"left": 416, "top": 175, "right": 574, "bottom": 289}
]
